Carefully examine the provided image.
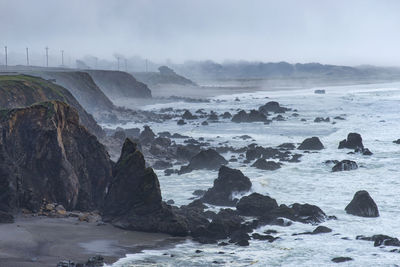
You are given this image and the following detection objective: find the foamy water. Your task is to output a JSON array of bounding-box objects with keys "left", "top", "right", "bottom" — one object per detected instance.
[{"left": 106, "top": 82, "right": 400, "bottom": 266}]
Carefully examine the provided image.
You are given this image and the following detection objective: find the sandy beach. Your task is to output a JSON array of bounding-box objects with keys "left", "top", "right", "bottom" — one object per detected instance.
[{"left": 0, "top": 215, "right": 184, "bottom": 267}]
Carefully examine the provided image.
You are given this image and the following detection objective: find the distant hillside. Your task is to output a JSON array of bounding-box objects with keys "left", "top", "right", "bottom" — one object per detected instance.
[
  {"left": 133, "top": 66, "right": 196, "bottom": 87},
  {"left": 0, "top": 75, "right": 104, "bottom": 137},
  {"left": 86, "top": 70, "right": 152, "bottom": 100},
  {"left": 171, "top": 61, "right": 400, "bottom": 82},
  {"left": 36, "top": 71, "right": 115, "bottom": 114}
]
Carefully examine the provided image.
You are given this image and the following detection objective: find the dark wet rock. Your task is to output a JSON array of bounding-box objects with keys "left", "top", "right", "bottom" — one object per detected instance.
[
  {"left": 182, "top": 110, "right": 197, "bottom": 120},
  {"left": 103, "top": 139, "right": 188, "bottom": 236},
  {"left": 236, "top": 193, "right": 278, "bottom": 216},
  {"left": 177, "top": 119, "right": 186, "bottom": 125},
  {"left": 229, "top": 229, "right": 251, "bottom": 244},
  {"left": 251, "top": 159, "right": 281, "bottom": 171},
  {"left": 278, "top": 143, "right": 296, "bottom": 150},
  {"left": 272, "top": 114, "right": 285, "bottom": 121},
  {"left": 208, "top": 112, "right": 219, "bottom": 121},
  {"left": 393, "top": 139, "right": 400, "bottom": 144},
  {"left": 334, "top": 116, "right": 345, "bottom": 120},
  {"left": 258, "top": 101, "right": 290, "bottom": 114},
  {"left": 158, "top": 131, "right": 171, "bottom": 138},
  {"left": 298, "top": 137, "right": 324, "bottom": 150},
  {"left": 338, "top": 133, "right": 364, "bottom": 150},
  {"left": 201, "top": 121, "right": 209, "bottom": 126},
  {"left": 355, "top": 147, "right": 373, "bottom": 156},
  {"left": 164, "top": 168, "right": 177, "bottom": 176},
  {"left": 262, "top": 203, "right": 327, "bottom": 225},
  {"left": 357, "top": 234, "right": 400, "bottom": 247},
  {"left": 152, "top": 160, "right": 173, "bottom": 170},
  {"left": 246, "top": 149, "right": 262, "bottom": 161},
  {"left": 288, "top": 154, "right": 302, "bottom": 162},
  {"left": 201, "top": 166, "right": 252, "bottom": 206},
  {"left": 166, "top": 199, "right": 175, "bottom": 205},
  {"left": 221, "top": 112, "right": 232, "bottom": 119},
  {"left": 178, "top": 165, "right": 193, "bottom": 175},
  {"left": 0, "top": 211, "right": 14, "bottom": 223},
  {"left": 332, "top": 160, "right": 358, "bottom": 172},
  {"left": 153, "top": 137, "right": 172, "bottom": 147},
  {"left": 314, "top": 117, "right": 330, "bottom": 123},
  {"left": 314, "top": 89, "right": 326, "bottom": 94},
  {"left": 139, "top": 126, "right": 156, "bottom": 144},
  {"left": 195, "top": 109, "right": 207, "bottom": 114},
  {"left": 187, "top": 149, "right": 228, "bottom": 170},
  {"left": 345, "top": 190, "right": 379, "bottom": 217},
  {"left": 300, "top": 118, "right": 307, "bottom": 122},
  {"left": 172, "top": 133, "right": 190, "bottom": 139},
  {"left": 232, "top": 110, "right": 268, "bottom": 123},
  {"left": 238, "top": 135, "right": 252, "bottom": 140},
  {"left": 294, "top": 226, "right": 332, "bottom": 235},
  {"left": 331, "top": 257, "right": 353, "bottom": 263},
  {"left": 252, "top": 233, "right": 278, "bottom": 242}
]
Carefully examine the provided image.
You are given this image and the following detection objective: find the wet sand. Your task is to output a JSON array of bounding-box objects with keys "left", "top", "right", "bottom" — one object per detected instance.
[{"left": 0, "top": 215, "right": 184, "bottom": 267}]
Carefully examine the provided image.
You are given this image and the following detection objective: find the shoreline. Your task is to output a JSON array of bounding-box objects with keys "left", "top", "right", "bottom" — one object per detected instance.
[{"left": 0, "top": 215, "right": 186, "bottom": 267}]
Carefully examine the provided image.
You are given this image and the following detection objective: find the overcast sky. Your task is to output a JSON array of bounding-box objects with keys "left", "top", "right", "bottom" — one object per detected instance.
[{"left": 1, "top": 0, "right": 400, "bottom": 66}]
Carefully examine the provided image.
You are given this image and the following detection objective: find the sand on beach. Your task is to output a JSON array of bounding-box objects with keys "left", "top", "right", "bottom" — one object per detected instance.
[{"left": 0, "top": 215, "right": 184, "bottom": 267}]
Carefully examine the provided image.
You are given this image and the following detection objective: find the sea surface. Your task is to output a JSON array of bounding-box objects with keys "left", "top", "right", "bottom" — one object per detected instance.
[{"left": 105, "top": 82, "right": 400, "bottom": 266}]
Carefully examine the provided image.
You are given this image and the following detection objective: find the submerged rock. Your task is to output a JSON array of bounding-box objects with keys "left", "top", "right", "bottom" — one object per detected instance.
[
  {"left": 345, "top": 190, "right": 379, "bottom": 217},
  {"left": 331, "top": 257, "right": 353, "bottom": 263},
  {"left": 201, "top": 166, "right": 252, "bottom": 206},
  {"left": 332, "top": 160, "right": 358, "bottom": 172},
  {"left": 298, "top": 137, "right": 324, "bottom": 150},
  {"left": 338, "top": 133, "right": 364, "bottom": 149}
]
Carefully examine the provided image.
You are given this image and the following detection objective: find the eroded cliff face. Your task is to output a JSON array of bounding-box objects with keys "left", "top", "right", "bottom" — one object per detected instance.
[
  {"left": 0, "top": 75, "right": 104, "bottom": 138},
  {"left": 0, "top": 101, "right": 113, "bottom": 212}
]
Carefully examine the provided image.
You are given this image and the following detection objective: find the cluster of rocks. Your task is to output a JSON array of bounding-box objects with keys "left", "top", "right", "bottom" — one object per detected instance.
[{"left": 57, "top": 255, "right": 104, "bottom": 267}]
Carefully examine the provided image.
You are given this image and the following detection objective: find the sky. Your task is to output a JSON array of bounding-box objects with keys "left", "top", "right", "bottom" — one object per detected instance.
[{"left": 1, "top": 0, "right": 400, "bottom": 66}]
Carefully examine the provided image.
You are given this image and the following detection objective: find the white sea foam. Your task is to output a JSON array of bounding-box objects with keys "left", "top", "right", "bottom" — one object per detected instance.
[{"left": 108, "top": 82, "right": 400, "bottom": 266}]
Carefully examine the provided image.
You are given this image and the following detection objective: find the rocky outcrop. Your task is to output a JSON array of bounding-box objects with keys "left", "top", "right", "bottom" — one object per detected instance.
[
  {"left": 258, "top": 101, "right": 290, "bottom": 114},
  {"left": 338, "top": 133, "right": 364, "bottom": 149},
  {"left": 133, "top": 66, "right": 197, "bottom": 87},
  {"left": 0, "top": 74, "right": 104, "bottom": 137},
  {"left": 231, "top": 110, "right": 268, "bottom": 123},
  {"left": 187, "top": 149, "right": 228, "bottom": 170},
  {"left": 86, "top": 70, "right": 152, "bottom": 99},
  {"left": 332, "top": 160, "right": 358, "bottom": 172},
  {"left": 103, "top": 139, "right": 188, "bottom": 236},
  {"left": 201, "top": 166, "right": 252, "bottom": 206},
  {"left": 298, "top": 137, "right": 324, "bottom": 150},
  {"left": 345, "top": 190, "right": 379, "bottom": 217},
  {"left": 251, "top": 159, "right": 281, "bottom": 170},
  {"left": 0, "top": 101, "right": 113, "bottom": 213},
  {"left": 236, "top": 193, "right": 278, "bottom": 216}
]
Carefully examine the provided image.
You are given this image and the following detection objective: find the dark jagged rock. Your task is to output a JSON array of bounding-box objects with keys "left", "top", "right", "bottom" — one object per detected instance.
[
  {"left": 298, "top": 137, "right": 324, "bottom": 150},
  {"left": 294, "top": 226, "right": 332, "bottom": 235},
  {"left": 331, "top": 257, "right": 353, "bottom": 263},
  {"left": 246, "top": 149, "right": 262, "bottom": 161},
  {"left": 221, "top": 112, "right": 232, "bottom": 119},
  {"left": 187, "top": 149, "right": 228, "bottom": 170},
  {"left": 182, "top": 110, "right": 197, "bottom": 120},
  {"left": 176, "top": 145, "right": 201, "bottom": 161},
  {"left": 177, "top": 119, "right": 186, "bottom": 125},
  {"left": 201, "top": 166, "right": 252, "bottom": 206},
  {"left": 314, "top": 117, "right": 330, "bottom": 123},
  {"left": 278, "top": 143, "right": 296, "bottom": 150},
  {"left": 393, "top": 139, "right": 400, "bottom": 144},
  {"left": 103, "top": 139, "right": 188, "bottom": 236},
  {"left": 332, "top": 160, "right": 358, "bottom": 172},
  {"left": 0, "top": 101, "right": 113, "bottom": 213},
  {"left": 139, "top": 126, "right": 156, "bottom": 144},
  {"left": 263, "top": 203, "right": 327, "bottom": 225},
  {"left": 357, "top": 234, "right": 400, "bottom": 247},
  {"left": 258, "top": 101, "right": 290, "bottom": 114},
  {"left": 236, "top": 193, "right": 278, "bottom": 216},
  {"left": 251, "top": 159, "right": 281, "bottom": 171},
  {"left": 252, "top": 233, "right": 278, "bottom": 242},
  {"left": 345, "top": 190, "right": 379, "bottom": 217},
  {"left": 201, "top": 121, "right": 209, "bottom": 126},
  {"left": 338, "top": 133, "right": 364, "bottom": 149},
  {"left": 231, "top": 110, "right": 268, "bottom": 123}
]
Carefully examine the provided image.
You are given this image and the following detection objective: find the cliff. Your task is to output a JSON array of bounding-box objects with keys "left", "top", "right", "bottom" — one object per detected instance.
[
  {"left": 0, "top": 75, "right": 104, "bottom": 137},
  {"left": 0, "top": 101, "right": 113, "bottom": 212},
  {"left": 86, "top": 70, "right": 152, "bottom": 100},
  {"left": 133, "top": 66, "right": 196, "bottom": 87}
]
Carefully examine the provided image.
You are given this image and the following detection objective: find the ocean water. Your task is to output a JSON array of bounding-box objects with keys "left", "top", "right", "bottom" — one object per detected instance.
[{"left": 106, "top": 82, "right": 400, "bottom": 266}]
